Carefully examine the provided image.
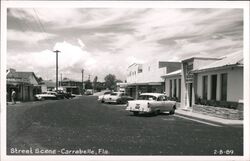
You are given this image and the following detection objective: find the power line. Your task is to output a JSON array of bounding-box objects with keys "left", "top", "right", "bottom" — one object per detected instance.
[
  {"left": 32, "top": 8, "right": 55, "bottom": 46},
  {"left": 33, "top": 8, "right": 47, "bottom": 34}
]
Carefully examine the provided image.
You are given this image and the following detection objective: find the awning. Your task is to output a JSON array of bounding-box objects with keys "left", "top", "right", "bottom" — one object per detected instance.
[{"left": 126, "top": 82, "right": 163, "bottom": 87}]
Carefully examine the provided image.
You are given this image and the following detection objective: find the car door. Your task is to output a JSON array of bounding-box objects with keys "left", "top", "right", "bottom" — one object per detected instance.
[
  {"left": 163, "top": 96, "right": 173, "bottom": 111},
  {"left": 156, "top": 96, "right": 165, "bottom": 110}
]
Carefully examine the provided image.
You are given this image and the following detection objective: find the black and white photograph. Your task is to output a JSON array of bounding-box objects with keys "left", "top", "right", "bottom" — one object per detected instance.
[{"left": 1, "top": 1, "right": 249, "bottom": 161}]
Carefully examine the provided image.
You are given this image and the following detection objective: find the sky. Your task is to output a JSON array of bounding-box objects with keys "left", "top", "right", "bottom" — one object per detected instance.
[{"left": 7, "top": 8, "right": 243, "bottom": 82}]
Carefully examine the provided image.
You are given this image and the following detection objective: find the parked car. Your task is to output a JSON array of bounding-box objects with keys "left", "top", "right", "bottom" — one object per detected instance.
[
  {"left": 85, "top": 89, "right": 93, "bottom": 95},
  {"left": 126, "top": 93, "right": 176, "bottom": 116},
  {"left": 63, "top": 92, "right": 75, "bottom": 99},
  {"left": 97, "top": 91, "right": 112, "bottom": 103},
  {"left": 56, "top": 90, "right": 75, "bottom": 99},
  {"left": 35, "top": 91, "right": 58, "bottom": 100},
  {"left": 103, "top": 92, "right": 134, "bottom": 104}
]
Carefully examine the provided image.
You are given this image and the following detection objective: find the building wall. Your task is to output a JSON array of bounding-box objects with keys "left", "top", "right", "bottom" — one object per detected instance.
[
  {"left": 127, "top": 62, "right": 166, "bottom": 84},
  {"left": 196, "top": 67, "right": 243, "bottom": 102},
  {"left": 127, "top": 61, "right": 181, "bottom": 84},
  {"left": 181, "top": 58, "right": 220, "bottom": 108},
  {"left": 29, "top": 75, "right": 39, "bottom": 85}
]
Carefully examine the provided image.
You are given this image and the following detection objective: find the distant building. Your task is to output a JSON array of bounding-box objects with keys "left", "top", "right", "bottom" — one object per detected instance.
[
  {"left": 116, "top": 82, "right": 127, "bottom": 92},
  {"left": 6, "top": 68, "right": 40, "bottom": 101},
  {"left": 59, "top": 78, "right": 82, "bottom": 95},
  {"left": 126, "top": 61, "right": 181, "bottom": 99},
  {"left": 40, "top": 80, "right": 56, "bottom": 92}
]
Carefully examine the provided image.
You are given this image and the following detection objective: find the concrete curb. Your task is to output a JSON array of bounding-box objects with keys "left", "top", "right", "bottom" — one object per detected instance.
[{"left": 175, "top": 109, "right": 243, "bottom": 126}]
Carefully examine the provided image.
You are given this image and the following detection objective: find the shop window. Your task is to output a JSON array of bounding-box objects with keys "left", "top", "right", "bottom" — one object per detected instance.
[
  {"left": 169, "top": 80, "right": 172, "bottom": 97},
  {"left": 211, "top": 74, "right": 217, "bottom": 100},
  {"left": 178, "top": 79, "right": 181, "bottom": 101},
  {"left": 221, "top": 73, "right": 227, "bottom": 101},
  {"left": 202, "top": 75, "right": 208, "bottom": 100},
  {"left": 173, "top": 79, "right": 177, "bottom": 98}
]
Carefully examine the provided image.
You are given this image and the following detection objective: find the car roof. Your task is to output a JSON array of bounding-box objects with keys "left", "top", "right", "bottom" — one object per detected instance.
[{"left": 140, "top": 93, "right": 164, "bottom": 97}]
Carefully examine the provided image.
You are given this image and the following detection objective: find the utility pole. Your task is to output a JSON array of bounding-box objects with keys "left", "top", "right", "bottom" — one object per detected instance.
[
  {"left": 53, "top": 50, "right": 61, "bottom": 92},
  {"left": 82, "top": 69, "right": 84, "bottom": 84},
  {"left": 82, "top": 69, "right": 84, "bottom": 94},
  {"left": 60, "top": 73, "right": 62, "bottom": 87}
]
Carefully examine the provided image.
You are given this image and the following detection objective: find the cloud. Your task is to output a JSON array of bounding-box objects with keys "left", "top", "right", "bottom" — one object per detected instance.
[
  {"left": 7, "top": 8, "right": 243, "bottom": 81},
  {"left": 7, "top": 29, "right": 56, "bottom": 44},
  {"left": 77, "top": 39, "right": 86, "bottom": 49}
]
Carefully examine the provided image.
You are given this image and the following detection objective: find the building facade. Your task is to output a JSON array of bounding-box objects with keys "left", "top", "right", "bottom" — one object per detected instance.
[
  {"left": 6, "top": 68, "right": 40, "bottom": 102},
  {"left": 59, "top": 78, "right": 82, "bottom": 95},
  {"left": 162, "top": 51, "right": 243, "bottom": 120},
  {"left": 126, "top": 61, "right": 181, "bottom": 99},
  {"left": 40, "top": 80, "right": 56, "bottom": 92},
  {"left": 161, "top": 70, "right": 182, "bottom": 102}
]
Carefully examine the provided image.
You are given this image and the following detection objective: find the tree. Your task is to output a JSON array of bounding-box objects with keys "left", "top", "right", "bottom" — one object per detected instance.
[
  {"left": 37, "top": 77, "right": 43, "bottom": 83},
  {"left": 104, "top": 74, "right": 116, "bottom": 90},
  {"left": 84, "top": 80, "right": 93, "bottom": 89},
  {"left": 93, "top": 76, "right": 98, "bottom": 91}
]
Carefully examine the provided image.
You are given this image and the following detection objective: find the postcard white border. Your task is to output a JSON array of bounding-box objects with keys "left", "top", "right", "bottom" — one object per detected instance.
[{"left": 1, "top": 1, "right": 249, "bottom": 161}]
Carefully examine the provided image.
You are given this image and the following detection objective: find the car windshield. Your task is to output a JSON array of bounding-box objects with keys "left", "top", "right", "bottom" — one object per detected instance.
[
  {"left": 104, "top": 92, "right": 111, "bottom": 95},
  {"left": 110, "top": 93, "right": 119, "bottom": 96},
  {"left": 138, "top": 95, "right": 157, "bottom": 100}
]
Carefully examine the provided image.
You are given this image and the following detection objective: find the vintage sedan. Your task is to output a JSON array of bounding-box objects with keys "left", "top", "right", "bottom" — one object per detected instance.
[
  {"left": 97, "top": 91, "right": 112, "bottom": 103},
  {"left": 35, "top": 91, "right": 58, "bottom": 100},
  {"left": 103, "top": 92, "right": 134, "bottom": 104},
  {"left": 126, "top": 93, "right": 176, "bottom": 116}
]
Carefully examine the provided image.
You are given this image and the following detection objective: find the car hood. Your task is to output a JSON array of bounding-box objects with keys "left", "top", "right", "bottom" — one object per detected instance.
[{"left": 128, "top": 100, "right": 154, "bottom": 104}]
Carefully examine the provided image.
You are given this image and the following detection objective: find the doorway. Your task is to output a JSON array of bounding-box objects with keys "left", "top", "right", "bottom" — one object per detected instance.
[{"left": 188, "top": 83, "right": 193, "bottom": 107}]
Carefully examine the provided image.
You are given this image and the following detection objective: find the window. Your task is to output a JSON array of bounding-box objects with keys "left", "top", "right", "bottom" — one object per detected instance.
[
  {"left": 221, "top": 73, "right": 227, "bottom": 101},
  {"left": 138, "top": 95, "right": 157, "bottom": 100},
  {"left": 173, "top": 79, "right": 177, "bottom": 98},
  {"left": 211, "top": 75, "right": 217, "bottom": 100},
  {"left": 157, "top": 96, "right": 164, "bottom": 101},
  {"left": 178, "top": 79, "right": 181, "bottom": 101},
  {"left": 202, "top": 75, "right": 208, "bottom": 100},
  {"left": 169, "top": 80, "right": 172, "bottom": 97}
]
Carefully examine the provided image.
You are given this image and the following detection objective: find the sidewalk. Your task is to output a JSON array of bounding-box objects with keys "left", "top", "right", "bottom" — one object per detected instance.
[{"left": 175, "top": 108, "right": 243, "bottom": 126}]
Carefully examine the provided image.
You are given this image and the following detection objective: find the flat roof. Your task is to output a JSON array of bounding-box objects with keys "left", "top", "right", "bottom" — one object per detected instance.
[{"left": 161, "top": 69, "right": 181, "bottom": 78}]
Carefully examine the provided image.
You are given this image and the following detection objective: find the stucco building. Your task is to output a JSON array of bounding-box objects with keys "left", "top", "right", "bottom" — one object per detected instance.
[
  {"left": 126, "top": 60, "right": 181, "bottom": 99},
  {"left": 162, "top": 51, "right": 243, "bottom": 119}
]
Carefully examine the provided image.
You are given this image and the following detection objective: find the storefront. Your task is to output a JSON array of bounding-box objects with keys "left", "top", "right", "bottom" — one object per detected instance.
[
  {"left": 181, "top": 57, "right": 220, "bottom": 109},
  {"left": 6, "top": 69, "right": 40, "bottom": 102},
  {"left": 126, "top": 82, "right": 164, "bottom": 99},
  {"left": 162, "top": 70, "right": 182, "bottom": 102}
]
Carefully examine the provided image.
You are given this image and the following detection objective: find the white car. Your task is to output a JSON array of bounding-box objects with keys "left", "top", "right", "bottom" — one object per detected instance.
[
  {"left": 126, "top": 93, "right": 176, "bottom": 116},
  {"left": 35, "top": 91, "right": 58, "bottom": 101},
  {"left": 103, "top": 92, "right": 134, "bottom": 104},
  {"left": 97, "top": 91, "right": 112, "bottom": 103}
]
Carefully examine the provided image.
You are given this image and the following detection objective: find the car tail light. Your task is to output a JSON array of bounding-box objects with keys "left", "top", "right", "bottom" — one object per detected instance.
[{"left": 147, "top": 103, "right": 150, "bottom": 108}]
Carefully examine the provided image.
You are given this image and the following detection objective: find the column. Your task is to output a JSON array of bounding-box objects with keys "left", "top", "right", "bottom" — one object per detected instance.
[
  {"left": 207, "top": 74, "right": 211, "bottom": 100},
  {"left": 135, "top": 85, "right": 139, "bottom": 99},
  {"left": 216, "top": 74, "right": 221, "bottom": 101}
]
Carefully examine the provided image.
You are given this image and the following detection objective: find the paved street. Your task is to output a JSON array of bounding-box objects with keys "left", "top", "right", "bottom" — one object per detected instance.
[{"left": 7, "top": 96, "right": 243, "bottom": 155}]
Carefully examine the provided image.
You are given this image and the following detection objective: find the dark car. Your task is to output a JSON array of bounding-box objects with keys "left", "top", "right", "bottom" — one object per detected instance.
[{"left": 55, "top": 91, "right": 75, "bottom": 99}]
